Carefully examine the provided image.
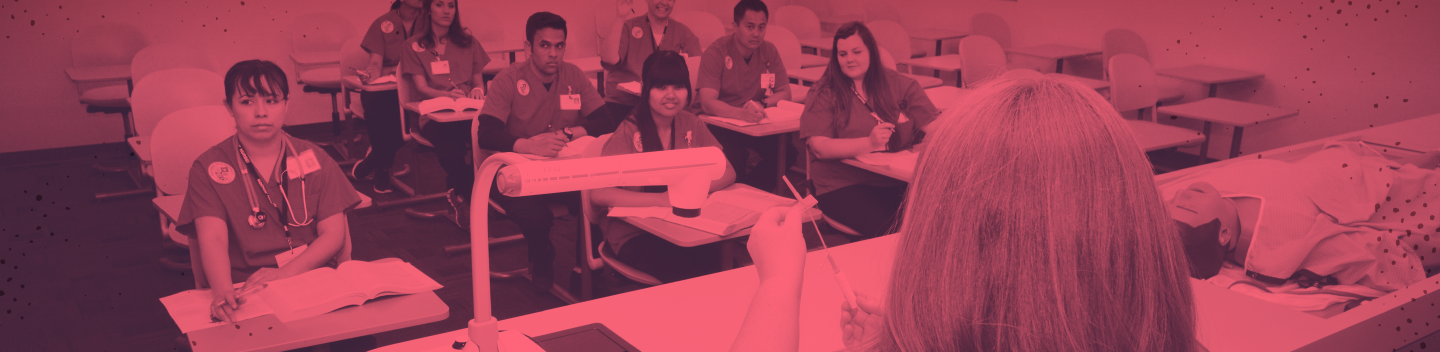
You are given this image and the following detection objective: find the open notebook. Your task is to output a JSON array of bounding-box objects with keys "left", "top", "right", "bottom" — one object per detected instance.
[
  {"left": 609, "top": 184, "right": 799, "bottom": 235},
  {"left": 419, "top": 97, "right": 485, "bottom": 122},
  {"left": 701, "top": 100, "right": 805, "bottom": 127},
  {"left": 258, "top": 260, "right": 443, "bottom": 323}
]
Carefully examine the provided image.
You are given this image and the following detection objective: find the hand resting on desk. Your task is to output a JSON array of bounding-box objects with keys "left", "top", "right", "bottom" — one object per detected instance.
[{"left": 840, "top": 293, "right": 886, "bottom": 352}]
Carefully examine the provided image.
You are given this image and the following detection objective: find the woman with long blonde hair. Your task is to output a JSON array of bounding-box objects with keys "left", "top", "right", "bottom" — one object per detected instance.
[{"left": 734, "top": 74, "right": 1199, "bottom": 352}]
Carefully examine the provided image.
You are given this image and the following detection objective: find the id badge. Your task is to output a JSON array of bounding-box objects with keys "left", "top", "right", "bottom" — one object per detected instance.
[
  {"left": 430, "top": 60, "right": 451, "bottom": 75},
  {"left": 274, "top": 244, "right": 308, "bottom": 267},
  {"left": 287, "top": 150, "right": 322, "bottom": 179},
  {"left": 760, "top": 73, "right": 776, "bottom": 90},
  {"left": 560, "top": 94, "right": 582, "bottom": 110}
]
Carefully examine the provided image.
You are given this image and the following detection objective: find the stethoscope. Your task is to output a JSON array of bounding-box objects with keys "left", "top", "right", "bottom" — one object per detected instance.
[{"left": 234, "top": 135, "right": 312, "bottom": 247}]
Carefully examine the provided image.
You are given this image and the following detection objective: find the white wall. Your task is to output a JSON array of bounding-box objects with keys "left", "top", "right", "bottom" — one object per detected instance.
[{"left": 4, "top": 0, "right": 1438, "bottom": 157}]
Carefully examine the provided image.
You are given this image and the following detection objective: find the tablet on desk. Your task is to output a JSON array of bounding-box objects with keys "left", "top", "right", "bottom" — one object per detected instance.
[{"left": 531, "top": 323, "right": 641, "bottom": 352}]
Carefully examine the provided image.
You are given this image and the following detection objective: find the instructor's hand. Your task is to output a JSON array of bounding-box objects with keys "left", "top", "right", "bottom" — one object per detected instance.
[{"left": 748, "top": 206, "right": 807, "bottom": 283}]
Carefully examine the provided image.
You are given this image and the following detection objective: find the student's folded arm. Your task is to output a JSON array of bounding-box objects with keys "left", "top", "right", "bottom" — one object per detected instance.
[
  {"left": 591, "top": 187, "right": 671, "bottom": 208},
  {"left": 279, "top": 213, "right": 347, "bottom": 276},
  {"left": 809, "top": 136, "right": 876, "bottom": 160},
  {"left": 475, "top": 114, "right": 520, "bottom": 152}
]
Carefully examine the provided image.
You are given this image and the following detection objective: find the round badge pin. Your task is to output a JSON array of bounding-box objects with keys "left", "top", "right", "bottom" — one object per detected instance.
[
  {"left": 381, "top": 21, "right": 394, "bottom": 34},
  {"left": 208, "top": 162, "right": 235, "bottom": 184},
  {"left": 412, "top": 42, "right": 424, "bottom": 52},
  {"left": 631, "top": 26, "right": 644, "bottom": 39},
  {"left": 633, "top": 132, "right": 644, "bottom": 151},
  {"left": 725, "top": 56, "right": 733, "bottom": 70},
  {"left": 517, "top": 79, "right": 530, "bottom": 96}
]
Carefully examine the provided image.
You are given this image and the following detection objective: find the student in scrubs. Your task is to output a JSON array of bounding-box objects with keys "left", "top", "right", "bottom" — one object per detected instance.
[
  {"left": 177, "top": 60, "right": 360, "bottom": 325},
  {"left": 800, "top": 22, "right": 939, "bottom": 239},
  {"left": 734, "top": 75, "right": 1202, "bottom": 352},
  {"left": 599, "top": 0, "right": 703, "bottom": 123},
  {"left": 350, "top": 0, "right": 424, "bottom": 193},
  {"left": 696, "top": 0, "right": 793, "bottom": 192},
  {"left": 591, "top": 51, "right": 736, "bottom": 283},
  {"left": 473, "top": 12, "right": 614, "bottom": 293},
  {"left": 399, "top": 0, "right": 488, "bottom": 226}
]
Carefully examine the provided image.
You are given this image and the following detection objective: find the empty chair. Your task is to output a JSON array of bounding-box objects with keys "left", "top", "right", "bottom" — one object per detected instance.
[
  {"left": 70, "top": 23, "right": 147, "bottom": 136},
  {"left": 147, "top": 105, "right": 235, "bottom": 283},
  {"left": 773, "top": 5, "right": 821, "bottom": 42},
  {"left": 862, "top": 0, "right": 904, "bottom": 27},
  {"left": 958, "top": 35, "right": 1008, "bottom": 88},
  {"left": 969, "top": 13, "right": 1011, "bottom": 49},
  {"left": 765, "top": 26, "right": 805, "bottom": 74},
  {"left": 1101, "top": 28, "right": 1183, "bottom": 103},
  {"left": 867, "top": 20, "right": 924, "bottom": 60},
  {"left": 130, "top": 43, "right": 216, "bottom": 87},
  {"left": 672, "top": 11, "right": 725, "bottom": 50},
  {"left": 291, "top": 12, "right": 357, "bottom": 155},
  {"left": 127, "top": 68, "right": 225, "bottom": 179},
  {"left": 1106, "top": 54, "right": 1205, "bottom": 155}
]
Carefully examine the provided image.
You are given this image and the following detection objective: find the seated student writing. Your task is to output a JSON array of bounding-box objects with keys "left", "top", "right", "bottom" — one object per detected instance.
[
  {"left": 733, "top": 75, "right": 1201, "bottom": 351},
  {"left": 176, "top": 60, "right": 361, "bottom": 324},
  {"left": 1168, "top": 144, "right": 1440, "bottom": 296},
  {"left": 399, "top": 0, "right": 488, "bottom": 226},
  {"left": 800, "top": 22, "right": 939, "bottom": 239},
  {"left": 349, "top": 0, "right": 425, "bottom": 194},
  {"left": 697, "top": 0, "right": 794, "bottom": 192},
  {"left": 591, "top": 51, "right": 737, "bottom": 283},
  {"left": 474, "top": 12, "right": 614, "bottom": 293},
  {"left": 599, "top": 0, "right": 703, "bottom": 123}
]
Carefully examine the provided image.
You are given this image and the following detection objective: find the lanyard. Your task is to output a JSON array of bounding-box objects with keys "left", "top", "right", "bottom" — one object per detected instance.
[
  {"left": 645, "top": 16, "right": 667, "bottom": 52},
  {"left": 234, "top": 135, "right": 312, "bottom": 247},
  {"left": 850, "top": 85, "right": 883, "bottom": 122}
]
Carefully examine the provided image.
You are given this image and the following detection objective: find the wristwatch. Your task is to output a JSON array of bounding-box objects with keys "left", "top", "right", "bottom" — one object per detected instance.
[{"left": 561, "top": 127, "right": 575, "bottom": 141}]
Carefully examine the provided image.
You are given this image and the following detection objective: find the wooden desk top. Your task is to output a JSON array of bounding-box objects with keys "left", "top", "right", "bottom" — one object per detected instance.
[
  {"left": 290, "top": 51, "right": 341, "bottom": 66},
  {"left": 341, "top": 76, "right": 397, "bottom": 92},
  {"left": 1156, "top": 97, "right": 1298, "bottom": 126},
  {"left": 699, "top": 115, "right": 801, "bottom": 137},
  {"left": 1004, "top": 44, "right": 1100, "bottom": 60},
  {"left": 902, "top": 54, "right": 963, "bottom": 71},
  {"left": 908, "top": 27, "right": 968, "bottom": 41},
  {"left": 1155, "top": 65, "right": 1264, "bottom": 85},
  {"left": 66, "top": 65, "right": 131, "bottom": 83},
  {"left": 190, "top": 290, "right": 449, "bottom": 352}
]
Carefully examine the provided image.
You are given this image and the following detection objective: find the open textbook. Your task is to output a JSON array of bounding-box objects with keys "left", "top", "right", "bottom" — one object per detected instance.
[
  {"left": 702, "top": 100, "right": 805, "bottom": 127},
  {"left": 159, "top": 259, "right": 442, "bottom": 331},
  {"left": 419, "top": 96, "right": 485, "bottom": 122},
  {"left": 259, "top": 260, "right": 443, "bottom": 323},
  {"left": 608, "top": 184, "right": 799, "bottom": 235}
]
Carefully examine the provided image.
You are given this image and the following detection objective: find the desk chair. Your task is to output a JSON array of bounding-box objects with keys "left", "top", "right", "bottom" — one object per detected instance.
[
  {"left": 578, "top": 134, "right": 665, "bottom": 292},
  {"left": 70, "top": 23, "right": 147, "bottom": 138},
  {"left": 672, "top": 11, "right": 725, "bottom": 51},
  {"left": 385, "top": 61, "right": 448, "bottom": 206},
  {"left": 1101, "top": 29, "right": 1183, "bottom": 104},
  {"left": 774, "top": 6, "right": 828, "bottom": 68},
  {"left": 1107, "top": 54, "right": 1205, "bottom": 165},
  {"left": 801, "top": 146, "right": 864, "bottom": 237},
  {"left": 148, "top": 105, "right": 235, "bottom": 277},
  {"left": 766, "top": 26, "right": 806, "bottom": 76},
  {"left": 110, "top": 68, "right": 225, "bottom": 203},
  {"left": 958, "top": 35, "right": 1007, "bottom": 88},
  {"left": 969, "top": 13, "right": 1011, "bottom": 49},
  {"left": 291, "top": 13, "right": 358, "bottom": 161}
]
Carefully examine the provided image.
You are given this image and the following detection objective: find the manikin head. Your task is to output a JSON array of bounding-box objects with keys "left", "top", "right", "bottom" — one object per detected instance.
[{"left": 1168, "top": 181, "right": 1242, "bottom": 279}]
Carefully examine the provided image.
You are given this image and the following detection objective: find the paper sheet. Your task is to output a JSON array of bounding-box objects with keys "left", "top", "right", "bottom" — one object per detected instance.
[
  {"left": 367, "top": 75, "right": 397, "bottom": 85},
  {"left": 854, "top": 150, "right": 918, "bottom": 171},
  {"left": 702, "top": 101, "right": 805, "bottom": 127},
  {"left": 608, "top": 185, "right": 798, "bottom": 235},
  {"left": 159, "top": 283, "right": 274, "bottom": 333},
  {"left": 616, "top": 82, "right": 642, "bottom": 96}
]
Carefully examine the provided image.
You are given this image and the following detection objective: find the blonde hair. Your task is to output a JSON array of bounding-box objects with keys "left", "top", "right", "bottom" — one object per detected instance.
[{"left": 874, "top": 75, "right": 1197, "bottom": 351}]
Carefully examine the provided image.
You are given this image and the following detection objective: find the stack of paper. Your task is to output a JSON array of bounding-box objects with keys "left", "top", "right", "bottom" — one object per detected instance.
[
  {"left": 609, "top": 185, "right": 798, "bottom": 235},
  {"left": 703, "top": 100, "right": 806, "bottom": 127}
]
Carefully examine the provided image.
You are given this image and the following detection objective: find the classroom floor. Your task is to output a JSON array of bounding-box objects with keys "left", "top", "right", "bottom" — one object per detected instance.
[{"left": 0, "top": 120, "right": 864, "bottom": 351}]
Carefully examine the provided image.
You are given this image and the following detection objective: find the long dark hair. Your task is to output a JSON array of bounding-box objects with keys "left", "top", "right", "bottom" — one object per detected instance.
[
  {"left": 813, "top": 22, "right": 899, "bottom": 134},
  {"left": 629, "top": 51, "right": 692, "bottom": 153},
  {"left": 417, "top": 0, "right": 472, "bottom": 48}
]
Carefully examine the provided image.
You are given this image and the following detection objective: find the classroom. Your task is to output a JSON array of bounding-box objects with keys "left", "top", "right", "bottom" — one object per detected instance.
[{"left": 2, "top": 0, "right": 1438, "bottom": 350}]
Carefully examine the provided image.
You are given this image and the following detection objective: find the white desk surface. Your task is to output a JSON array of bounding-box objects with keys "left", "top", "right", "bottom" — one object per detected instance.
[
  {"left": 1046, "top": 73, "right": 1109, "bottom": 91},
  {"left": 924, "top": 86, "right": 971, "bottom": 112},
  {"left": 619, "top": 184, "right": 823, "bottom": 247},
  {"left": 290, "top": 51, "right": 341, "bottom": 66},
  {"left": 1156, "top": 97, "right": 1299, "bottom": 126},
  {"left": 908, "top": 27, "right": 968, "bottom": 42},
  {"left": 1156, "top": 64, "right": 1264, "bottom": 85},
  {"left": 127, "top": 135, "right": 153, "bottom": 162},
  {"left": 567, "top": 56, "right": 603, "bottom": 74},
  {"left": 799, "top": 37, "right": 833, "bottom": 51},
  {"left": 698, "top": 115, "right": 800, "bottom": 137},
  {"left": 482, "top": 41, "right": 525, "bottom": 54},
  {"left": 66, "top": 64, "right": 131, "bottom": 83},
  {"left": 1004, "top": 44, "right": 1100, "bottom": 60},
  {"left": 152, "top": 194, "right": 184, "bottom": 222},
  {"left": 790, "top": 66, "right": 827, "bottom": 84},
  {"left": 340, "top": 76, "right": 397, "bottom": 92},
  {"left": 374, "top": 233, "right": 900, "bottom": 352},
  {"left": 842, "top": 158, "right": 914, "bottom": 182},
  {"left": 190, "top": 291, "right": 449, "bottom": 352}
]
